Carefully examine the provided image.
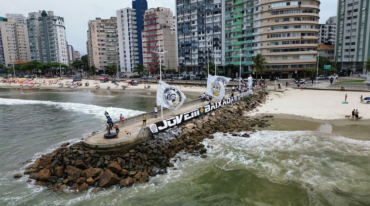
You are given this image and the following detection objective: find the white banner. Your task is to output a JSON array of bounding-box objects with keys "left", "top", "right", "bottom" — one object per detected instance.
[
  {"left": 156, "top": 80, "right": 186, "bottom": 110},
  {"left": 207, "top": 74, "right": 231, "bottom": 100}
]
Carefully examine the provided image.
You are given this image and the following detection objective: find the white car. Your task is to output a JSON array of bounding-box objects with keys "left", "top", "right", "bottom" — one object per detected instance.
[{"left": 233, "top": 77, "right": 243, "bottom": 82}]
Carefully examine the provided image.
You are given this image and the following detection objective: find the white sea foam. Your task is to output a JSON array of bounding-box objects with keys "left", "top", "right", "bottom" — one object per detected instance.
[
  {"left": 0, "top": 98, "right": 145, "bottom": 121},
  {"left": 201, "top": 131, "right": 370, "bottom": 205}
]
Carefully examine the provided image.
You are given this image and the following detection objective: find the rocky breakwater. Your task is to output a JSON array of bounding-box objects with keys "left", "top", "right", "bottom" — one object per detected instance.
[{"left": 22, "top": 91, "right": 271, "bottom": 192}]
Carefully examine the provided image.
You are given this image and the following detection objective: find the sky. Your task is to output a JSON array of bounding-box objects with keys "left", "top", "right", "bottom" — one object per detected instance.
[{"left": 1, "top": 0, "right": 337, "bottom": 56}]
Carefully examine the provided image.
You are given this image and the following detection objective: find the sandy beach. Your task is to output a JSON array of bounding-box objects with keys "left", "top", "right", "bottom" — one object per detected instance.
[
  {"left": 251, "top": 87, "right": 370, "bottom": 120},
  {"left": 0, "top": 77, "right": 207, "bottom": 94}
]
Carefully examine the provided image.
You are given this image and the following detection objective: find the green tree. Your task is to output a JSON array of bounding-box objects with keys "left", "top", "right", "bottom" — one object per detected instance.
[
  {"left": 0, "top": 63, "right": 3, "bottom": 69},
  {"left": 133, "top": 64, "right": 145, "bottom": 75},
  {"left": 72, "top": 60, "right": 84, "bottom": 71},
  {"left": 303, "top": 68, "right": 316, "bottom": 80},
  {"left": 207, "top": 62, "right": 216, "bottom": 76},
  {"left": 81, "top": 55, "right": 88, "bottom": 71},
  {"left": 106, "top": 65, "right": 117, "bottom": 76},
  {"left": 224, "top": 64, "right": 239, "bottom": 78},
  {"left": 318, "top": 56, "right": 337, "bottom": 74},
  {"left": 90, "top": 66, "right": 97, "bottom": 75},
  {"left": 252, "top": 53, "right": 267, "bottom": 79},
  {"left": 365, "top": 58, "right": 370, "bottom": 73}
]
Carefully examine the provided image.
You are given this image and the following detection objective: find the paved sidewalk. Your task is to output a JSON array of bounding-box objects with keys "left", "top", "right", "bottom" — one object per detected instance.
[{"left": 84, "top": 100, "right": 208, "bottom": 146}]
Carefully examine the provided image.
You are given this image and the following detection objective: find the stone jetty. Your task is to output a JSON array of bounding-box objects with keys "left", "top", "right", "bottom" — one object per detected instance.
[{"left": 22, "top": 91, "right": 270, "bottom": 192}]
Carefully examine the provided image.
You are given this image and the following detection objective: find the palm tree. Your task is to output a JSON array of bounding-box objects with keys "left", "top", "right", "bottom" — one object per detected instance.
[
  {"left": 366, "top": 58, "right": 370, "bottom": 73},
  {"left": 133, "top": 64, "right": 145, "bottom": 75},
  {"left": 252, "top": 53, "right": 267, "bottom": 79}
]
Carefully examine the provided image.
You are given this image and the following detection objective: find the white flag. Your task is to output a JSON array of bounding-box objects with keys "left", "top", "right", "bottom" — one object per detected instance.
[
  {"left": 156, "top": 80, "right": 186, "bottom": 110},
  {"left": 207, "top": 74, "right": 231, "bottom": 100}
]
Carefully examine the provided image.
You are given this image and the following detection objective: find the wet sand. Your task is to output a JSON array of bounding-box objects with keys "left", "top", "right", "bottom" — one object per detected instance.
[{"left": 259, "top": 114, "right": 370, "bottom": 141}]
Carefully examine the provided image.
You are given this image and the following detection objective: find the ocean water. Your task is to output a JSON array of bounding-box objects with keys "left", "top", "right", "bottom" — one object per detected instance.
[{"left": 0, "top": 88, "right": 370, "bottom": 206}]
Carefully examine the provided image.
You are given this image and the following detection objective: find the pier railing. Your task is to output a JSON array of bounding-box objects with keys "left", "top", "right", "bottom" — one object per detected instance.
[{"left": 114, "top": 98, "right": 202, "bottom": 127}]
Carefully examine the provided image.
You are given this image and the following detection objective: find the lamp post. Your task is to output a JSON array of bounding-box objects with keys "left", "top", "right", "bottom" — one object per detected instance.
[
  {"left": 239, "top": 49, "right": 242, "bottom": 90},
  {"left": 153, "top": 40, "right": 167, "bottom": 120},
  {"left": 13, "top": 62, "right": 16, "bottom": 78},
  {"left": 207, "top": 42, "right": 209, "bottom": 76},
  {"left": 59, "top": 62, "right": 62, "bottom": 80},
  {"left": 316, "top": 51, "right": 319, "bottom": 85},
  {"left": 214, "top": 46, "right": 217, "bottom": 76}
]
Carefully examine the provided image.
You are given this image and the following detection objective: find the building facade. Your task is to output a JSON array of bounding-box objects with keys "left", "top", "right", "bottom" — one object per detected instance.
[
  {"left": 335, "top": 0, "right": 370, "bottom": 74},
  {"left": 142, "top": 7, "right": 177, "bottom": 74},
  {"left": 0, "top": 16, "right": 31, "bottom": 67},
  {"left": 74, "top": 50, "right": 80, "bottom": 61},
  {"left": 87, "top": 17, "right": 119, "bottom": 72},
  {"left": 319, "top": 16, "right": 336, "bottom": 44},
  {"left": 176, "top": 0, "right": 223, "bottom": 73},
  {"left": 67, "top": 44, "right": 74, "bottom": 65},
  {"left": 117, "top": 8, "right": 140, "bottom": 73},
  {"left": 27, "top": 12, "right": 42, "bottom": 61},
  {"left": 132, "top": 0, "right": 148, "bottom": 66},
  {"left": 26, "top": 11, "right": 68, "bottom": 64},
  {"left": 175, "top": 0, "right": 320, "bottom": 77},
  {"left": 224, "top": 0, "right": 254, "bottom": 72},
  {"left": 253, "top": 0, "right": 320, "bottom": 77},
  {"left": 318, "top": 44, "right": 335, "bottom": 61}
]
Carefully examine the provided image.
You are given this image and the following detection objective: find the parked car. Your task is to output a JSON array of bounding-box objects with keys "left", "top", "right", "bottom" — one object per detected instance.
[
  {"left": 182, "top": 76, "right": 191, "bottom": 80},
  {"left": 141, "top": 75, "right": 149, "bottom": 80},
  {"left": 316, "top": 75, "right": 326, "bottom": 80},
  {"left": 367, "top": 81, "right": 370, "bottom": 86},
  {"left": 45, "top": 74, "right": 52, "bottom": 78},
  {"left": 129, "top": 75, "right": 141, "bottom": 78},
  {"left": 72, "top": 76, "right": 82, "bottom": 81},
  {"left": 294, "top": 79, "right": 306, "bottom": 84},
  {"left": 328, "top": 74, "right": 338, "bottom": 79},
  {"left": 233, "top": 77, "right": 243, "bottom": 82}
]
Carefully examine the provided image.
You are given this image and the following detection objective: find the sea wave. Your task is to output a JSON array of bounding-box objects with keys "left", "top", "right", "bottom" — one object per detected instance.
[
  {"left": 203, "top": 131, "right": 370, "bottom": 205},
  {"left": 0, "top": 98, "right": 145, "bottom": 120}
]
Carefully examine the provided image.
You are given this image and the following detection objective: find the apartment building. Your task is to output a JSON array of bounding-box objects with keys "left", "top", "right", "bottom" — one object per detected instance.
[
  {"left": 142, "top": 7, "right": 177, "bottom": 74},
  {"left": 318, "top": 44, "right": 335, "bottom": 61},
  {"left": 253, "top": 0, "right": 320, "bottom": 78},
  {"left": 74, "top": 51, "right": 80, "bottom": 61},
  {"left": 335, "top": 0, "right": 370, "bottom": 75},
  {"left": 117, "top": 8, "right": 140, "bottom": 73},
  {"left": 0, "top": 16, "right": 31, "bottom": 67},
  {"left": 87, "top": 17, "right": 119, "bottom": 72},
  {"left": 176, "top": 0, "right": 223, "bottom": 73},
  {"left": 224, "top": 0, "right": 254, "bottom": 72},
  {"left": 27, "top": 11, "right": 68, "bottom": 64},
  {"left": 319, "top": 16, "right": 336, "bottom": 44},
  {"left": 116, "top": 0, "right": 147, "bottom": 73},
  {"left": 67, "top": 44, "right": 74, "bottom": 65},
  {"left": 27, "top": 12, "right": 42, "bottom": 61}
]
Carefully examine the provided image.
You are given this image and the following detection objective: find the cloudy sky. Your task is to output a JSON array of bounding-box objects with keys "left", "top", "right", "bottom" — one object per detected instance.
[{"left": 1, "top": 0, "right": 337, "bottom": 55}]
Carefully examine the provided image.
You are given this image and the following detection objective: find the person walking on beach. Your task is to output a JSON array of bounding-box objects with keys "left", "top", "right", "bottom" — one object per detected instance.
[
  {"left": 142, "top": 114, "right": 147, "bottom": 126},
  {"left": 119, "top": 114, "right": 125, "bottom": 122},
  {"left": 154, "top": 105, "right": 158, "bottom": 118},
  {"left": 360, "top": 95, "right": 363, "bottom": 103},
  {"left": 114, "top": 124, "right": 120, "bottom": 137},
  {"left": 352, "top": 109, "right": 355, "bottom": 120},
  {"left": 355, "top": 109, "right": 359, "bottom": 120},
  {"left": 345, "top": 94, "right": 348, "bottom": 102}
]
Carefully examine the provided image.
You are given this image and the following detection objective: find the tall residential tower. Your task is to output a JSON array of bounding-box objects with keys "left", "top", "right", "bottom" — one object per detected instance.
[
  {"left": 335, "top": 0, "right": 370, "bottom": 74},
  {"left": 0, "top": 15, "right": 31, "bottom": 67},
  {"left": 142, "top": 7, "right": 177, "bottom": 74}
]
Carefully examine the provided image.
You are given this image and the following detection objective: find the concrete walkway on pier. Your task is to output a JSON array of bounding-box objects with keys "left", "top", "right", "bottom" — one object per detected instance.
[{"left": 83, "top": 100, "right": 209, "bottom": 148}]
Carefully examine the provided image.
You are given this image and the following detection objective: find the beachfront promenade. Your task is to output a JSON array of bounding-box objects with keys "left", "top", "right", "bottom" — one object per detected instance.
[{"left": 83, "top": 98, "right": 208, "bottom": 149}]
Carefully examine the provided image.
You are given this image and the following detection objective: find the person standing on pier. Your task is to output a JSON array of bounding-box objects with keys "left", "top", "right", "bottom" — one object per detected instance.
[
  {"left": 154, "top": 106, "right": 158, "bottom": 118},
  {"left": 114, "top": 124, "right": 120, "bottom": 137},
  {"left": 142, "top": 114, "right": 147, "bottom": 126}
]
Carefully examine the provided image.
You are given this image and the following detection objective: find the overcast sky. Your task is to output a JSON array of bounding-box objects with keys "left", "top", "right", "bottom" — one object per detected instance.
[{"left": 1, "top": 0, "right": 337, "bottom": 56}]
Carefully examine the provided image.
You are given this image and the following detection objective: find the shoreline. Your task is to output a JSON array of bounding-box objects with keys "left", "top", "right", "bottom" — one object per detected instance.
[{"left": 249, "top": 88, "right": 370, "bottom": 120}]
